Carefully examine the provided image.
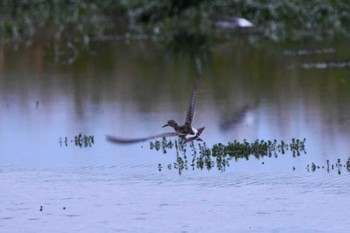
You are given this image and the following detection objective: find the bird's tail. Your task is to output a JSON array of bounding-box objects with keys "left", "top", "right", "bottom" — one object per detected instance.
[{"left": 197, "top": 127, "right": 205, "bottom": 136}]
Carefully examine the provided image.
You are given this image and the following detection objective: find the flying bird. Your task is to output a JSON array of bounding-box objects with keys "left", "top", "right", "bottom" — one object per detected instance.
[{"left": 106, "top": 57, "right": 205, "bottom": 144}]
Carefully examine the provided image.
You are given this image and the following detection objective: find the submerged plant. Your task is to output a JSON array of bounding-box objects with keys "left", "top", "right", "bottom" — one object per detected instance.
[{"left": 151, "top": 137, "right": 307, "bottom": 173}]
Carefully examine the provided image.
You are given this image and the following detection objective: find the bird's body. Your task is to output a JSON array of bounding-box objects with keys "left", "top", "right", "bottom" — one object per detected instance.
[
  {"left": 106, "top": 56, "right": 205, "bottom": 144},
  {"left": 161, "top": 56, "right": 205, "bottom": 142},
  {"left": 162, "top": 119, "right": 205, "bottom": 143}
]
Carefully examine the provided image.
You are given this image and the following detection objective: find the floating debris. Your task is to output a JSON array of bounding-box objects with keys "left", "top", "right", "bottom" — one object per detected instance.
[
  {"left": 151, "top": 138, "right": 306, "bottom": 173},
  {"left": 59, "top": 133, "right": 94, "bottom": 148}
]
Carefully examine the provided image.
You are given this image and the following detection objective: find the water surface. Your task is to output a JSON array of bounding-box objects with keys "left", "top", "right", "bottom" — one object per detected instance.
[{"left": 1, "top": 39, "right": 350, "bottom": 232}]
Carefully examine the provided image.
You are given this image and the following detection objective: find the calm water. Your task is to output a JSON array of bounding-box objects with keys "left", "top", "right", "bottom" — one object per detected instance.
[{"left": 1, "top": 39, "right": 350, "bottom": 232}]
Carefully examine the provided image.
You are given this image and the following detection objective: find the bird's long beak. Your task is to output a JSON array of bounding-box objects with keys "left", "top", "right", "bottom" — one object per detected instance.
[{"left": 162, "top": 123, "right": 169, "bottom": 128}]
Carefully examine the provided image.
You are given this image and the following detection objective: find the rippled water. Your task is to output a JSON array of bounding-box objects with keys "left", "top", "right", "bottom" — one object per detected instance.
[
  {"left": 2, "top": 166, "right": 350, "bottom": 233},
  {"left": 1, "top": 39, "right": 350, "bottom": 232}
]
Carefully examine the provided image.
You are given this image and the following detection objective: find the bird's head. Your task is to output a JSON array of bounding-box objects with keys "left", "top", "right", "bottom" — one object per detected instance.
[{"left": 162, "top": 120, "right": 178, "bottom": 129}]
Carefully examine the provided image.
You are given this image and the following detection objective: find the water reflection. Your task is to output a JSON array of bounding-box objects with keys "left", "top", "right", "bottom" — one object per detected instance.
[
  {"left": 151, "top": 138, "right": 306, "bottom": 174},
  {"left": 284, "top": 46, "right": 350, "bottom": 70},
  {"left": 1, "top": 39, "right": 350, "bottom": 171},
  {"left": 297, "top": 61, "right": 350, "bottom": 69},
  {"left": 219, "top": 105, "right": 253, "bottom": 131},
  {"left": 307, "top": 157, "right": 350, "bottom": 175},
  {"left": 59, "top": 133, "right": 94, "bottom": 148},
  {"left": 283, "top": 48, "right": 336, "bottom": 56}
]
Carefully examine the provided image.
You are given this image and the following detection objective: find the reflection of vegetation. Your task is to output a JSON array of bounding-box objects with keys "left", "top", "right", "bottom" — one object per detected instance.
[
  {"left": 59, "top": 133, "right": 94, "bottom": 148},
  {"left": 307, "top": 157, "right": 350, "bottom": 175},
  {"left": 151, "top": 138, "right": 306, "bottom": 174}
]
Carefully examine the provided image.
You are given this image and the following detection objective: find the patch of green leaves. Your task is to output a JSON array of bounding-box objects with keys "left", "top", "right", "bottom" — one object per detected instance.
[{"left": 151, "top": 138, "right": 307, "bottom": 173}]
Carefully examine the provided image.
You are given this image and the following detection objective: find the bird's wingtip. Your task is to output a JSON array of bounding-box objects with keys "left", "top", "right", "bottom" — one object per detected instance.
[{"left": 105, "top": 135, "right": 131, "bottom": 144}]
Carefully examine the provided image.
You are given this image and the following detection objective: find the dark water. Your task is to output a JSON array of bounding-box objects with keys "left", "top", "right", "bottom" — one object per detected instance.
[{"left": 1, "top": 39, "right": 350, "bottom": 232}]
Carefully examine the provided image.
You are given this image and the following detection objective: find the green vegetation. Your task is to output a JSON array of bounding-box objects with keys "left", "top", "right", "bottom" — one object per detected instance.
[
  {"left": 151, "top": 138, "right": 350, "bottom": 175},
  {"left": 0, "top": 0, "right": 122, "bottom": 62},
  {"left": 151, "top": 138, "right": 307, "bottom": 173},
  {"left": 1, "top": 0, "right": 350, "bottom": 49},
  {"left": 0, "top": 1, "right": 108, "bottom": 43},
  {"left": 124, "top": 0, "right": 350, "bottom": 42}
]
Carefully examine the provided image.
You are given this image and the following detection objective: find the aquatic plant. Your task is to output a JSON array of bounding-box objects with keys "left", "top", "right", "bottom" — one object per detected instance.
[
  {"left": 74, "top": 133, "right": 94, "bottom": 148},
  {"left": 307, "top": 156, "right": 350, "bottom": 175},
  {"left": 59, "top": 133, "right": 94, "bottom": 148},
  {"left": 151, "top": 137, "right": 306, "bottom": 173}
]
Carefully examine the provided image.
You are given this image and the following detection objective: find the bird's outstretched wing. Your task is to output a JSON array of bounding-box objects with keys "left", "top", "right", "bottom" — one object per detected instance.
[
  {"left": 106, "top": 132, "right": 180, "bottom": 144},
  {"left": 184, "top": 56, "right": 202, "bottom": 128}
]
